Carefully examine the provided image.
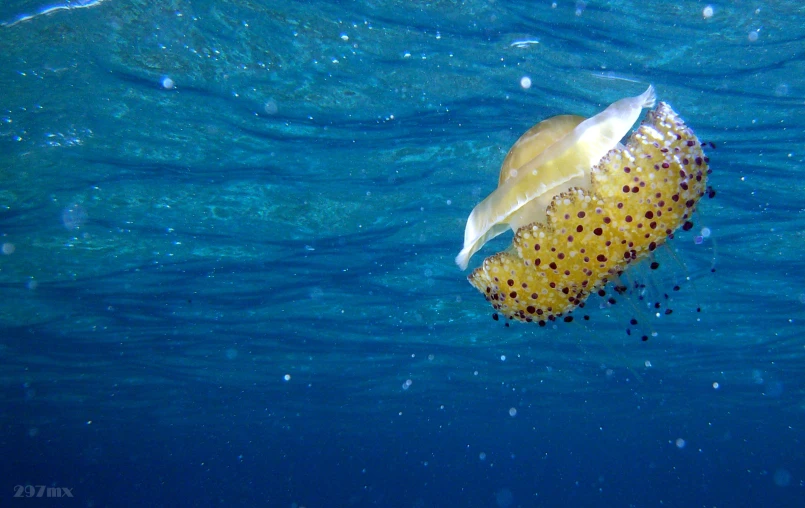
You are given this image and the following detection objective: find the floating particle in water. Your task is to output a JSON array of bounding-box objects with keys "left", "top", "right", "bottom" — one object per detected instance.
[
  {"left": 479, "top": 452, "right": 487, "bottom": 461},
  {"left": 520, "top": 76, "right": 531, "bottom": 89},
  {"left": 774, "top": 468, "right": 791, "bottom": 487},
  {"left": 748, "top": 30, "right": 759, "bottom": 42},
  {"left": 61, "top": 203, "right": 87, "bottom": 230},
  {"left": 702, "top": 6, "right": 714, "bottom": 19},
  {"left": 161, "top": 76, "right": 175, "bottom": 89},
  {"left": 575, "top": 1, "right": 587, "bottom": 16},
  {"left": 264, "top": 99, "right": 278, "bottom": 115},
  {"left": 713, "top": 382, "right": 720, "bottom": 389},
  {"left": 496, "top": 488, "right": 514, "bottom": 508},
  {"left": 701, "top": 227, "right": 711, "bottom": 238},
  {"left": 675, "top": 438, "right": 686, "bottom": 449},
  {"left": 225, "top": 348, "right": 238, "bottom": 360},
  {"left": 402, "top": 379, "right": 412, "bottom": 390},
  {"left": 283, "top": 374, "right": 291, "bottom": 381},
  {"left": 510, "top": 39, "right": 539, "bottom": 48},
  {"left": 2, "top": 243, "right": 14, "bottom": 255},
  {"left": 774, "top": 83, "right": 789, "bottom": 97},
  {"left": 508, "top": 407, "right": 517, "bottom": 417}
]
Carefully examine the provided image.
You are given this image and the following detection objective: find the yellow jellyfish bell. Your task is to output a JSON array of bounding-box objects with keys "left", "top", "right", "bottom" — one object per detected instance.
[
  {"left": 495, "top": 114, "right": 585, "bottom": 234},
  {"left": 456, "top": 86, "right": 656, "bottom": 270},
  {"left": 456, "top": 86, "right": 710, "bottom": 325},
  {"left": 498, "top": 115, "right": 586, "bottom": 187}
]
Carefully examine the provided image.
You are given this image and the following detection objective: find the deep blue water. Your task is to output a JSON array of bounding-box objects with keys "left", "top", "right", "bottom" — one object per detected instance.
[{"left": 2, "top": 0, "right": 804, "bottom": 506}]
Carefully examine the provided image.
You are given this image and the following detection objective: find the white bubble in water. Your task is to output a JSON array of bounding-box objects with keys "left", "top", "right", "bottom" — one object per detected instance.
[
  {"left": 2, "top": 243, "right": 14, "bottom": 255},
  {"left": 62, "top": 203, "right": 87, "bottom": 230},
  {"left": 520, "top": 76, "right": 531, "bottom": 89},
  {"left": 161, "top": 76, "right": 175, "bottom": 89},
  {"left": 479, "top": 452, "right": 487, "bottom": 461},
  {"left": 748, "top": 30, "right": 759, "bottom": 42},
  {"left": 496, "top": 488, "right": 514, "bottom": 508},
  {"left": 702, "top": 6, "right": 714, "bottom": 19},
  {"left": 264, "top": 99, "right": 278, "bottom": 115},
  {"left": 402, "top": 379, "right": 413, "bottom": 390},
  {"left": 283, "top": 374, "right": 291, "bottom": 381},
  {"left": 675, "top": 438, "right": 686, "bottom": 448},
  {"left": 509, "top": 407, "right": 517, "bottom": 417},
  {"left": 713, "top": 382, "right": 720, "bottom": 389},
  {"left": 774, "top": 468, "right": 791, "bottom": 487},
  {"left": 701, "top": 227, "right": 711, "bottom": 238}
]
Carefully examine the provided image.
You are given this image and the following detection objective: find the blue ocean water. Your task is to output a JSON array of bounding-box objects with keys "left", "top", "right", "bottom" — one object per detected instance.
[{"left": 1, "top": 0, "right": 804, "bottom": 506}]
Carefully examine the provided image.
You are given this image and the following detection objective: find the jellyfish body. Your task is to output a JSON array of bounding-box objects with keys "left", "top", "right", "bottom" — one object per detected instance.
[
  {"left": 456, "top": 86, "right": 656, "bottom": 271},
  {"left": 457, "top": 88, "right": 709, "bottom": 324}
]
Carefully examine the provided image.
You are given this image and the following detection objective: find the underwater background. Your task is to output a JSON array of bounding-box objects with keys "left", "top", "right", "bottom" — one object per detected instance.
[{"left": 1, "top": 0, "right": 804, "bottom": 506}]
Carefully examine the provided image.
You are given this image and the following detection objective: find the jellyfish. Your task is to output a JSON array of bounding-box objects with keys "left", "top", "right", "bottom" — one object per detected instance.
[{"left": 457, "top": 86, "right": 710, "bottom": 326}]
